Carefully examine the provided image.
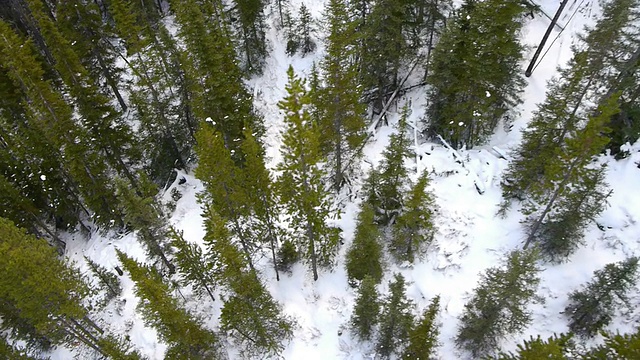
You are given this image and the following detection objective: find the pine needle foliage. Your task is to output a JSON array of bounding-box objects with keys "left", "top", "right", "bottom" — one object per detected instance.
[
  {"left": 350, "top": 275, "right": 381, "bottom": 341},
  {"left": 426, "top": 0, "right": 527, "bottom": 149},
  {"left": 403, "top": 295, "right": 441, "bottom": 360},
  {"left": 492, "top": 333, "right": 575, "bottom": 360},
  {"left": 276, "top": 65, "right": 339, "bottom": 281},
  {"left": 565, "top": 257, "right": 639, "bottom": 338},
  {"left": 117, "top": 250, "right": 221, "bottom": 359},
  {"left": 376, "top": 273, "right": 414, "bottom": 358},
  {"left": 456, "top": 249, "right": 541, "bottom": 357},
  {"left": 391, "top": 172, "right": 435, "bottom": 263},
  {"left": 364, "top": 109, "right": 412, "bottom": 226},
  {"left": 345, "top": 203, "right": 384, "bottom": 285}
]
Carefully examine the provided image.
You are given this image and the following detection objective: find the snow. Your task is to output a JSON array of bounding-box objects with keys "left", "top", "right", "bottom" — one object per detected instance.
[{"left": 49, "top": 0, "right": 640, "bottom": 359}]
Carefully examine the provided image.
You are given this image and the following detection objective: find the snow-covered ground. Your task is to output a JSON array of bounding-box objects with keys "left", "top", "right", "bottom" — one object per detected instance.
[{"left": 57, "top": 0, "right": 640, "bottom": 358}]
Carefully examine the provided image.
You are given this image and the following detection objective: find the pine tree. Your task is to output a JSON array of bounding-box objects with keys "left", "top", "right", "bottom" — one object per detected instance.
[
  {"left": 377, "top": 273, "right": 414, "bottom": 358},
  {"left": 492, "top": 334, "right": 574, "bottom": 360},
  {"left": 0, "top": 218, "right": 136, "bottom": 358},
  {"left": 345, "top": 204, "right": 384, "bottom": 284},
  {"left": 117, "top": 250, "right": 222, "bottom": 359},
  {"left": 240, "top": 127, "right": 286, "bottom": 280},
  {"left": 26, "top": 0, "right": 140, "bottom": 195},
  {"left": 0, "top": 19, "right": 119, "bottom": 229},
  {"left": 565, "top": 257, "right": 639, "bottom": 338},
  {"left": 521, "top": 95, "right": 617, "bottom": 261},
  {"left": 169, "top": 227, "right": 217, "bottom": 303},
  {"left": 425, "top": 0, "right": 527, "bottom": 149},
  {"left": 364, "top": 109, "right": 412, "bottom": 225},
  {"left": 203, "top": 206, "right": 294, "bottom": 358},
  {"left": 84, "top": 256, "right": 122, "bottom": 303},
  {"left": 350, "top": 275, "right": 381, "bottom": 341},
  {"left": 456, "top": 249, "right": 541, "bottom": 357},
  {"left": 391, "top": 172, "right": 435, "bottom": 263},
  {"left": 276, "top": 66, "right": 339, "bottom": 281},
  {"left": 583, "top": 329, "right": 640, "bottom": 359},
  {"left": 195, "top": 125, "right": 256, "bottom": 270},
  {"left": 403, "top": 295, "right": 440, "bottom": 360},
  {"left": 318, "top": 0, "right": 366, "bottom": 191},
  {"left": 359, "top": 0, "right": 409, "bottom": 111},
  {"left": 298, "top": 3, "right": 316, "bottom": 56},
  {"left": 170, "top": 0, "right": 260, "bottom": 154},
  {"left": 230, "top": 0, "right": 268, "bottom": 74},
  {"left": 0, "top": 335, "right": 36, "bottom": 360},
  {"left": 115, "top": 178, "right": 175, "bottom": 275},
  {"left": 501, "top": 0, "right": 637, "bottom": 210},
  {"left": 283, "top": 8, "right": 300, "bottom": 56}
]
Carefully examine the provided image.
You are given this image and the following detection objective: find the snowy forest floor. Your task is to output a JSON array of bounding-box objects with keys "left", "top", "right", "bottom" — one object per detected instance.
[{"left": 55, "top": 0, "right": 640, "bottom": 358}]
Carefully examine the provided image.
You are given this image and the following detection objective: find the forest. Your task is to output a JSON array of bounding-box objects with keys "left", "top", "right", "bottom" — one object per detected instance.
[{"left": 0, "top": 0, "right": 639, "bottom": 358}]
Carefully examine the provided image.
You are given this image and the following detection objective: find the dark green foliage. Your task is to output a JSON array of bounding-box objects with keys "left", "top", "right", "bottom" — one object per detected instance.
[
  {"left": 117, "top": 250, "right": 221, "bottom": 359},
  {"left": 426, "top": 0, "right": 527, "bottom": 149},
  {"left": 84, "top": 256, "right": 122, "bottom": 303},
  {"left": 376, "top": 273, "right": 414, "bottom": 358},
  {"left": 391, "top": 173, "right": 435, "bottom": 263},
  {"left": 284, "top": 8, "right": 300, "bottom": 56},
  {"left": 456, "top": 249, "right": 541, "bottom": 357},
  {"left": 115, "top": 178, "right": 175, "bottom": 275},
  {"left": 345, "top": 204, "right": 383, "bottom": 284},
  {"left": 203, "top": 207, "right": 294, "bottom": 358},
  {"left": 565, "top": 257, "right": 639, "bottom": 338},
  {"left": 169, "top": 227, "right": 217, "bottom": 303},
  {"left": 195, "top": 124, "right": 256, "bottom": 269},
  {"left": 364, "top": 110, "right": 412, "bottom": 225},
  {"left": 583, "top": 329, "right": 640, "bottom": 359},
  {"left": 277, "top": 239, "right": 300, "bottom": 273},
  {"left": 492, "top": 333, "right": 574, "bottom": 360},
  {"left": 317, "top": 0, "right": 366, "bottom": 191},
  {"left": 298, "top": 3, "right": 316, "bottom": 56},
  {"left": 359, "top": 0, "right": 409, "bottom": 110},
  {"left": 0, "top": 334, "right": 39, "bottom": 360},
  {"left": 276, "top": 66, "right": 339, "bottom": 281},
  {"left": 230, "top": 0, "right": 268, "bottom": 73},
  {"left": 403, "top": 295, "right": 440, "bottom": 360},
  {"left": 170, "top": 0, "right": 260, "bottom": 155},
  {"left": 240, "top": 127, "right": 285, "bottom": 280},
  {"left": 350, "top": 275, "right": 381, "bottom": 341}
]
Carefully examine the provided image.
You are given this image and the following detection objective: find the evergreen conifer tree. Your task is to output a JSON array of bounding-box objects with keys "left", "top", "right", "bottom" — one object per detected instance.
[
  {"left": 298, "top": 3, "right": 316, "bottom": 56},
  {"left": 364, "top": 109, "right": 412, "bottom": 225},
  {"left": 350, "top": 275, "right": 381, "bottom": 341},
  {"left": 583, "top": 329, "right": 640, "bottom": 359},
  {"left": 391, "top": 172, "right": 435, "bottom": 263},
  {"left": 117, "top": 250, "right": 222, "bottom": 359},
  {"left": 170, "top": 0, "right": 260, "bottom": 154},
  {"left": 283, "top": 8, "right": 300, "bottom": 56},
  {"left": 195, "top": 125, "right": 256, "bottom": 269},
  {"left": 203, "top": 206, "right": 294, "bottom": 357},
  {"left": 240, "top": 127, "right": 286, "bottom": 280},
  {"left": 0, "top": 218, "right": 137, "bottom": 358},
  {"left": 169, "top": 227, "right": 217, "bottom": 303},
  {"left": 115, "top": 178, "right": 175, "bottom": 275},
  {"left": 403, "top": 295, "right": 440, "bottom": 360},
  {"left": 230, "top": 0, "right": 268, "bottom": 74},
  {"left": 565, "top": 257, "right": 639, "bottom": 338},
  {"left": 456, "top": 249, "right": 541, "bottom": 357},
  {"left": 345, "top": 204, "right": 384, "bottom": 284},
  {"left": 276, "top": 66, "right": 339, "bottom": 281},
  {"left": 84, "top": 256, "right": 122, "bottom": 303},
  {"left": 425, "top": 0, "right": 527, "bottom": 148},
  {"left": 377, "top": 273, "right": 414, "bottom": 358},
  {"left": 318, "top": 0, "right": 366, "bottom": 191},
  {"left": 492, "top": 334, "right": 574, "bottom": 360}
]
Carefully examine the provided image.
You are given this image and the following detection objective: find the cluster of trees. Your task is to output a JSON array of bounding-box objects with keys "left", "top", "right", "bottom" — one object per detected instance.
[{"left": 1, "top": 0, "right": 639, "bottom": 358}]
